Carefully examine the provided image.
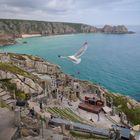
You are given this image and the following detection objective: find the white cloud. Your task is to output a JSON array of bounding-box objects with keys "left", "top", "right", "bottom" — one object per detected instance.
[{"left": 0, "top": 0, "right": 139, "bottom": 25}]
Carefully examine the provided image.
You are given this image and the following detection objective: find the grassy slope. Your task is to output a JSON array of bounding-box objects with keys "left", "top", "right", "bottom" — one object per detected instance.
[
  {"left": 105, "top": 93, "right": 140, "bottom": 125},
  {"left": 0, "top": 62, "right": 37, "bottom": 80},
  {"left": 8, "top": 53, "right": 43, "bottom": 62}
]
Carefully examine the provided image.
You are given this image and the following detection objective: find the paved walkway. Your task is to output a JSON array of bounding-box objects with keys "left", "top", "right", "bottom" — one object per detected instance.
[{"left": 0, "top": 108, "right": 17, "bottom": 140}]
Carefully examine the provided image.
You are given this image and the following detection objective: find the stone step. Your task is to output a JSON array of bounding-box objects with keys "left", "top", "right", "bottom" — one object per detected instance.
[
  {"left": 2, "top": 95, "right": 11, "bottom": 101},
  {"left": 0, "top": 91, "right": 7, "bottom": 97},
  {"left": 6, "top": 99, "right": 16, "bottom": 105}
]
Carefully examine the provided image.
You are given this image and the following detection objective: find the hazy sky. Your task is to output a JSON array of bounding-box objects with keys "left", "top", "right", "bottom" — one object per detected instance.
[{"left": 0, "top": 0, "right": 140, "bottom": 25}]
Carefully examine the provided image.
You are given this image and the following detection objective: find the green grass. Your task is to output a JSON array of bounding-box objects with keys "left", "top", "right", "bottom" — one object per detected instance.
[
  {"left": 15, "top": 92, "right": 26, "bottom": 100},
  {"left": 0, "top": 99, "right": 9, "bottom": 108},
  {"left": 47, "top": 107, "right": 85, "bottom": 123},
  {"left": 105, "top": 93, "right": 140, "bottom": 125},
  {"left": 9, "top": 53, "right": 43, "bottom": 62},
  {"left": 0, "top": 62, "right": 38, "bottom": 81},
  {"left": 70, "top": 131, "right": 108, "bottom": 140}
]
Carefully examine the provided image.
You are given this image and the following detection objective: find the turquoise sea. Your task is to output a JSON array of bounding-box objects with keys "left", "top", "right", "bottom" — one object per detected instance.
[{"left": 1, "top": 26, "right": 140, "bottom": 101}]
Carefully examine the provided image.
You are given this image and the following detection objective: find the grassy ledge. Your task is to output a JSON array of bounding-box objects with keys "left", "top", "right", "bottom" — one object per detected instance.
[{"left": 0, "top": 62, "right": 38, "bottom": 81}]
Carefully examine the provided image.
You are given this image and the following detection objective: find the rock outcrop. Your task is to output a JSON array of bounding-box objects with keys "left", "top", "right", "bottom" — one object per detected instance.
[
  {"left": 21, "top": 116, "right": 40, "bottom": 137},
  {"left": 0, "top": 70, "right": 17, "bottom": 79},
  {"left": 0, "top": 19, "right": 98, "bottom": 36},
  {"left": 0, "top": 69, "right": 43, "bottom": 94},
  {"left": 0, "top": 34, "right": 16, "bottom": 46},
  {"left": 0, "top": 53, "right": 60, "bottom": 96},
  {"left": 10, "top": 76, "right": 43, "bottom": 94},
  {"left": 102, "top": 25, "right": 133, "bottom": 34}
]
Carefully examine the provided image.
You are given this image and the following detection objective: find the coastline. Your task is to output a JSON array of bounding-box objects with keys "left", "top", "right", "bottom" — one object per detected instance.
[
  {"left": 0, "top": 19, "right": 135, "bottom": 46},
  {"left": 0, "top": 52, "right": 139, "bottom": 127},
  {"left": 0, "top": 27, "right": 135, "bottom": 46},
  {"left": 1, "top": 34, "right": 139, "bottom": 103}
]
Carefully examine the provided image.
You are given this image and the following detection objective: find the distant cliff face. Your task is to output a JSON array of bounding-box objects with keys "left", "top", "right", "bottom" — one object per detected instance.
[
  {"left": 0, "top": 19, "right": 98, "bottom": 36},
  {"left": 0, "top": 19, "right": 133, "bottom": 46},
  {"left": 0, "top": 19, "right": 133, "bottom": 36},
  {"left": 102, "top": 25, "right": 129, "bottom": 34},
  {"left": 0, "top": 34, "right": 16, "bottom": 46}
]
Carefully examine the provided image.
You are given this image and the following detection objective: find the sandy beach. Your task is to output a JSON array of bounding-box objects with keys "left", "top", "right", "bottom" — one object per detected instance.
[{"left": 21, "top": 34, "right": 42, "bottom": 38}]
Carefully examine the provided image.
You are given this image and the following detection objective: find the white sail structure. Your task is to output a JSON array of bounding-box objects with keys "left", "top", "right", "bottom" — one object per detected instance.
[{"left": 58, "top": 42, "right": 88, "bottom": 64}]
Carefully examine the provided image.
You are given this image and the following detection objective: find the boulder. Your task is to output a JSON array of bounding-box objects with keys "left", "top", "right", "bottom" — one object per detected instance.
[
  {"left": 6, "top": 72, "right": 17, "bottom": 79},
  {"left": 0, "top": 70, "right": 17, "bottom": 79},
  {"left": 0, "top": 55, "right": 11, "bottom": 63},
  {"left": 10, "top": 77, "right": 43, "bottom": 94},
  {"left": 0, "top": 70, "right": 7, "bottom": 79},
  {"left": 34, "top": 62, "right": 48, "bottom": 73},
  {"left": 25, "top": 59, "right": 35, "bottom": 68}
]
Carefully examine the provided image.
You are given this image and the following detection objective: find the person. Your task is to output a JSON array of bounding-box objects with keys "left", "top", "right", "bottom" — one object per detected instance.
[
  {"left": 97, "top": 112, "right": 100, "bottom": 121},
  {"left": 39, "top": 101, "right": 43, "bottom": 111},
  {"left": 50, "top": 115, "right": 53, "bottom": 119},
  {"left": 68, "top": 100, "right": 72, "bottom": 106},
  {"left": 60, "top": 96, "right": 63, "bottom": 102},
  {"left": 90, "top": 118, "right": 94, "bottom": 122}
]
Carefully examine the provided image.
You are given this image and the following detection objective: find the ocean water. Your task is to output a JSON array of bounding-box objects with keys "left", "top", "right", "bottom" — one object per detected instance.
[{"left": 1, "top": 26, "right": 140, "bottom": 100}]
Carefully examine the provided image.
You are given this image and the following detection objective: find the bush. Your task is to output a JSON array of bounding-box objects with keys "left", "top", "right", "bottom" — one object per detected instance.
[{"left": 105, "top": 93, "right": 140, "bottom": 125}]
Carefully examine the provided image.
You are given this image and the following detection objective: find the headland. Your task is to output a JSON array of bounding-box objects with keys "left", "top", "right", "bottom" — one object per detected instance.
[{"left": 0, "top": 52, "right": 139, "bottom": 140}]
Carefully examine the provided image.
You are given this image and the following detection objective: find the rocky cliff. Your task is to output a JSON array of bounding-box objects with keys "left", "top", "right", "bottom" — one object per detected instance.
[
  {"left": 102, "top": 25, "right": 134, "bottom": 34},
  {"left": 0, "top": 34, "right": 16, "bottom": 46},
  {"left": 0, "top": 53, "right": 139, "bottom": 125},
  {"left": 0, "top": 19, "right": 133, "bottom": 46},
  {"left": 0, "top": 19, "right": 98, "bottom": 36}
]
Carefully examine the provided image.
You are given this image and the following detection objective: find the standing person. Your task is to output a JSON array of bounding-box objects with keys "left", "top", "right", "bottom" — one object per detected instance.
[
  {"left": 39, "top": 100, "right": 43, "bottom": 111},
  {"left": 61, "top": 95, "right": 63, "bottom": 102}
]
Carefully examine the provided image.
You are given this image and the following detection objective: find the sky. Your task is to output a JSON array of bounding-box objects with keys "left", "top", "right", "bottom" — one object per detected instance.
[{"left": 0, "top": 0, "right": 140, "bottom": 25}]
